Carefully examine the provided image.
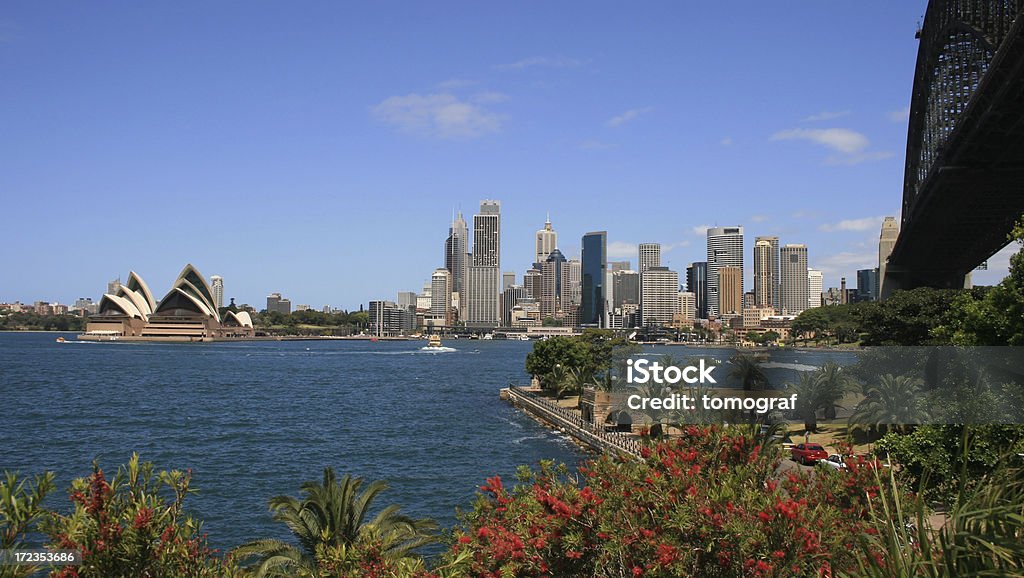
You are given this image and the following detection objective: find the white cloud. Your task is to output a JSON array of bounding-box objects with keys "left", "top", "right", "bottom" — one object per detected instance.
[
  {"left": 888, "top": 106, "right": 911, "bottom": 122},
  {"left": 470, "top": 91, "right": 509, "bottom": 104},
  {"left": 819, "top": 216, "right": 884, "bottom": 233},
  {"left": 691, "top": 224, "right": 712, "bottom": 236},
  {"left": 606, "top": 107, "right": 654, "bottom": 128},
  {"left": 814, "top": 250, "right": 877, "bottom": 278},
  {"left": 771, "top": 127, "right": 894, "bottom": 165},
  {"left": 802, "top": 110, "right": 851, "bottom": 122},
  {"left": 720, "top": 137, "right": 733, "bottom": 146},
  {"left": 371, "top": 93, "right": 502, "bottom": 139},
  {"left": 750, "top": 215, "right": 768, "bottom": 223},
  {"left": 771, "top": 128, "right": 868, "bottom": 153},
  {"left": 663, "top": 240, "right": 692, "bottom": 251},
  {"left": 607, "top": 241, "right": 638, "bottom": 259},
  {"left": 495, "top": 55, "right": 582, "bottom": 70}
]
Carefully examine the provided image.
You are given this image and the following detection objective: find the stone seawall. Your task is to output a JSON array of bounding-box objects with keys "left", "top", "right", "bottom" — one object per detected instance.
[{"left": 502, "top": 387, "right": 645, "bottom": 461}]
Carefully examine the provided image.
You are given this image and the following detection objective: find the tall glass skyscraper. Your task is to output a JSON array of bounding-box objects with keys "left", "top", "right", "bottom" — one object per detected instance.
[
  {"left": 706, "top": 226, "right": 744, "bottom": 318},
  {"left": 445, "top": 212, "right": 469, "bottom": 297},
  {"left": 686, "top": 262, "right": 708, "bottom": 319},
  {"left": 581, "top": 231, "right": 607, "bottom": 327}
]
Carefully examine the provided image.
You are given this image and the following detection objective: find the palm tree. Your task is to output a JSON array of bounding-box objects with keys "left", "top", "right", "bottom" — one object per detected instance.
[
  {"left": 787, "top": 371, "right": 825, "bottom": 432},
  {"left": 234, "top": 468, "right": 437, "bottom": 577},
  {"left": 849, "top": 374, "right": 929, "bottom": 436},
  {"left": 815, "top": 362, "right": 855, "bottom": 419},
  {"left": 728, "top": 354, "right": 768, "bottom": 391}
]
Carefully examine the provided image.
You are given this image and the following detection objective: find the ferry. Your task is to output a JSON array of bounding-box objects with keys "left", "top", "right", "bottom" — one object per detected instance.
[{"left": 421, "top": 334, "right": 456, "bottom": 353}]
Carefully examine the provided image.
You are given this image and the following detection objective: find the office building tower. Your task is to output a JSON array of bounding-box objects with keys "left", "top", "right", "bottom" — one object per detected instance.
[
  {"left": 368, "top": 300, "right": 416, "bottom": 336},
  {"left": 397, "top": 291, "right": 417, "bottom": 309},
  {"left": 718, "top": 266, "right": 743, "bottom": 316},
  {"left": 535, "top": 216, "right": 557, "bottom": 264},
  {"left": 566, "top": 259, "right": 582, "bottom": 305},
  {"left": 430, "top": 268, "right": 452, "bottom": 324},
  {"left": 465, "top": 200, "right": 501, "bottom": 327},
  {"left": 857, "top": 268, "right": 879, "bottom": 302},
  {"left": 503, "top": 271, "right": 516, "bottom": 292},
  {"left": 753, "top": 236, "right": 779, "bottom": 311},
  {"left": 706, "top": 227, "right": 744, "bottom": 317},
  {"left": 638, "top": 243, "right": 661, "bottom": 273},
  {"left": 640, "top": 266, "right": 680, "bottom": 326},
  {"left": 445, "top": 212, "right": 469, "bottom": 296},
  {"left": 878, "top": 216, "right": 899, "bottom": 293},
  {"left": 678, "top": 291, "right": 696, "bottom": 323},
  {"left": 686, "top": 262, "right": 709, "bottom": 319},
  {"left": 581, "top": 231, "right": 607, "bottom": 326},
  {"left": 524, "top": 268, "right": 542, "bottom": 300},
  {"left": 807, "top": 269, "right": 823, "bottom": 309},
  {"left": 609, "top": 261, "right": 632, "bottom": 272},
  {"left": 612, "top": 270, "right": 640, "bottom": 310},
  {"left": 540, "top": 248, "right": 568, "bottom": 319},
  {"left": 780, "top": 244, "right": 809, "bottom": 315},
  {"left": 501, "top": 285, "right": 527, "bottom": 327},
  {"left": 210, "top": 275, "right": 224, "bottom": 309}
]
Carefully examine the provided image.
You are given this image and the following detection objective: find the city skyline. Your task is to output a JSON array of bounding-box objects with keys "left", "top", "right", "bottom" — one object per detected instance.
[{"left": 0, "top": 2, "right": 1017, "bottom": 310}]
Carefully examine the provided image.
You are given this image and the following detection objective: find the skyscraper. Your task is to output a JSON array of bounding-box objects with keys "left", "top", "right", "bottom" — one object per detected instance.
[
  {"left": 565, "top": 259, "right": 582, "bottom": 306},
  {"left": 612, "top": 270, "right": 640, "bottom": 310},
  {"left": 640, "top": 266, "right": 680, "bottom": 326},
  {"left": 753, "top": 236, "right": 779, "bottom": 311},
  {"left": 535, "top": 216, "right": 557, "bottom": 265},
  {"left": 502, "top": 271, "right": 516, "bottom": 292},
  {"left": 718, "top": 266, "right": 742, "bottom": 316},
  {"left": 581, "top": 231, "right": 607, "bottom": 327},
  {"left": 638, "top": 243, "right": 661, "bottom": 273},
  {"left": 857, "top": 268, "right": 879, "bottom": 302},
  {"left": 807, "top": 269, "right": 823, "bottom": 309},
  {"left": 686, "top": 262, "right": 708, "bottom": 319},
  {"left": 780, "top": 244, "right": 809, "bottom": 315},
  {"left": 465, "top": 200, "right": 501, "bottom": 327},
  {"left": 430, "top": 268, "right": 452, "bottom": 325},
  {"left": 706, "top": 227, "right": 744, "bottom": 318},
  {"left": 210, "top": 275, "right": 224, "bottom": 309},
  {"left": 878, "top": 216, "right": 899, "bottom": 293},
  {"left": 540, "top": 248, "right": 567, "bottom": 319},
  {"left": 445, "top": 212, "right": 469, "bottom": 297}
]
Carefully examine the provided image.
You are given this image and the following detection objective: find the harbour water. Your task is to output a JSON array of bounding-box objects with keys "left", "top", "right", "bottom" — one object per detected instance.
[{"left": 0, "top": 333, "right": 857, "bottom": 553}]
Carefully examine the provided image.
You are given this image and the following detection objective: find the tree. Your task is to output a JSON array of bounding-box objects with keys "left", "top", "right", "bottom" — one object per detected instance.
[
  {"left": 1, "top": 471, "right": 54, "bottom": 578},
  {"left": 234, "top": 467, "right": 436, "bottom": 577},
  {"left": 784, "top": 364, "right": 853, "bottom": 432},
  {"left": 727, "top": 354, "right": 767, "bottom": 391},
  {"left": 857, "top": 287, "right": 960, "bottom": 346},
  {"left": 849, "top": 374, "right": 929, "bottom": 436}
]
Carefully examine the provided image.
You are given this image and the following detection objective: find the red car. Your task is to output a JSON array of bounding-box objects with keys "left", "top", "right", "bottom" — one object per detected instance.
[{"left": 790, "top": 443, "right": 828, "bottom": 465}]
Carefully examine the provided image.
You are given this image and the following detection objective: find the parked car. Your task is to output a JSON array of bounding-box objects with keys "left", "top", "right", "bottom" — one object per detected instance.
[
  {"left": 790, "top": 443, "right": 828, "bottom": 465},
  {"left": 818, "top": 454, "right": 852, "bottom": 470}
]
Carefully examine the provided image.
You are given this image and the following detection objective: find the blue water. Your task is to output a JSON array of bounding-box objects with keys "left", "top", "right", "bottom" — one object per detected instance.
[{"left": 0, "top": 333, "right": 585, "bottom": 552}]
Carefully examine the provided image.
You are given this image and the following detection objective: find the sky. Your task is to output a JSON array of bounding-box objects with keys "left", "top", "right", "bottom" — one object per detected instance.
[{"left": 1, "top": 1, "right": 1016, "bottom": 310}]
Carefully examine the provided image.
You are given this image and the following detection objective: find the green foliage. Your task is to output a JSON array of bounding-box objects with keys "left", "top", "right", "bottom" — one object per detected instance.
[
  {"left": 785, "top": 363, "right": 855, "bottom": 432},
  {"left": 848, "top": 374, "right": 929, "bottom": 437},
  {"left": 0, "top": 312, "right": 86, "bottom": 332},
  {"left": 524, "top": 330, "right": 639, "bottom": 392},
  {"left": 874, "top": 425, "right": 1024, "bottom": 505},
  {"left": 791, "top": 305, "right": 861, "bottom": 345},
  {"left": 252, "top": 309, "right": 367, "bottom": 336},
  {"left": 857, "top": 288, "right": 961, "bottom": 345},
  {"left": 233, "top": 467, "right": 436, "bottom": 577},
  {"left": 44, "top": 453, "right": 237, "bottom": 578},
  {"left": 0, "top": 471, "right": 55, "bottom": 578},
  {"left": 727, "top": 354, "right": 768, "bottom": 391}
]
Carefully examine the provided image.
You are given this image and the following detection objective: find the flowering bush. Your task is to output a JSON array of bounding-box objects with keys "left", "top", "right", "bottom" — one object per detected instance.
[
  {"left": 44, "top": 453, "right": 237, "bottom": 578},
  {"left": 444, "top": 426, "right": 885, "bottom": 577}
]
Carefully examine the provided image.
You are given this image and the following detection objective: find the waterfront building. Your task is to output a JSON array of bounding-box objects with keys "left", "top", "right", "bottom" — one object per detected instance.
[
  {"left": 523, "top": 268, "right": 542, "bottom": 300},
  {"left": 397, "top": 291, "right": 417, "bottom": 309},
  {"left": 85, "top": 265, "right": 254, "bottom": 340},
  {"left": 780, "top": 244, "right": 809, "bottom": 315},
  {"left": 857, "top": 268, "right": 879, "bottom": 302},
  {"left": 706, "top": 227, "right": 744, "bottom": 317},
  {"left": 686, "top": 262, "right": 709, "bottom": 319},
  {"left": 678, "top": 291, "right": 696, "bottom": 323},
  {"left": 640, "top": 266, "right": 680, "bottom": 327},
  {"left": 540, "top": 248, "right": 568, "bottom": 320},
  {"left": 878, "top": 216, "right": 899, "bottom": 294},
  {"left": 445, "top": 211, "right": 470, "bottom": 297},
  {"left": 266, "top": 293, "right": 292, "bottom": 315},
  {"left": 581, "top": 231, "right": 607, "bottom": 327},
  {"left": 510, "top": 298, "right": 541, "bottom": 328},
  {"left": 535, "top": 216, "right": 557, "bottom": 265},
  {"left": 430, "top": 268, "right": 452, "bottom": 326},
  {"left": 210, "top": 275, "right": 224, "bottom": 309},
  {"left": 753, "top": 236, "right": 779, "bottom": 311},
  {"left": 465, "top": 200, "right": 501, "bottom": 327},
  {"left": 502, "top": 284, "right": 527, "bottom": 327},
  {"left": 369, "top": 300, "right": 416, "bottom": 336},
  {"left": 718, "top": 266, "right": 743, "bottom": 316},
  {"left": 808, "top": 268, "right": 824, "bottom": 309},
  {"left": 743, "top": 306, "right": 775, "bottom": 329}
]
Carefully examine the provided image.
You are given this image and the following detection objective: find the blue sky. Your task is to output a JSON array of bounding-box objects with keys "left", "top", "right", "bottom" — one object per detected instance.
[{"left": 1, "top": 1, "right": 1015, "bottom": 309}]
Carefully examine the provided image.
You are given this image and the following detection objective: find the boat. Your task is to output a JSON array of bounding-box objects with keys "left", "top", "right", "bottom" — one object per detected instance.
[
  {"left": 420, "top": 334, "right": 456, "bottom": 352},
  {"left": 56, "top": 337, "right": 65, "bottom": 343}
]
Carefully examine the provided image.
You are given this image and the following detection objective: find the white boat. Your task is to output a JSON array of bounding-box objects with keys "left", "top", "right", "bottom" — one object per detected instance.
[{"left": 420, "top": 334, "right": 456, "bottom": 352}]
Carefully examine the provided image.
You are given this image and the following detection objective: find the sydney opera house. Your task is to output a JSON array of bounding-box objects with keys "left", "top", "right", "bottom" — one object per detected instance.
[{"left": 82, "top": 264, "right": 254, "bottom": 341}]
